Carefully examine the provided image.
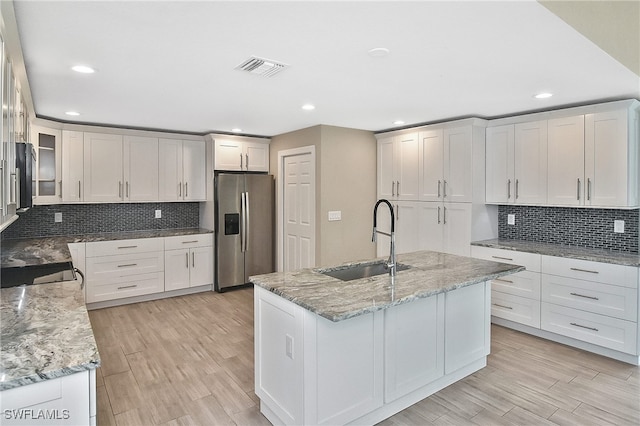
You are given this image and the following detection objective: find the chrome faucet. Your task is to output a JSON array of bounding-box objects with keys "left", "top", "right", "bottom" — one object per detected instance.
[{"left": 372, "top": 199, "right": 396, "bottom": 277}]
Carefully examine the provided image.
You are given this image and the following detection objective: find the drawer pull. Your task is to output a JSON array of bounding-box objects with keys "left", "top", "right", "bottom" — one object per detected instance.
[
  {"left": 492, "top": 303, "right": 513, "bottom": 310},
  {"left": 570, "top": 292, "right": 599, "bottom": 300},
  {"left": 494, "top": 278, "right": 514, "bottom": 284},
  {"left": 117, "top": 263, "right": 138, "bottom": 268},
  {"left": 491, "top": 256, "right": 513, "bottom": 261},
  {"left": 117, "top": 284, "right": 138, "bottom": 290},
  {"left": 570, "top": 267, "right": 599, "bottom": 274},
  {"left": 118, "top": 245, "right": 138, "bottom": 249},
  {"left": 181, "top": 240, "right": 199, "bottom": 244},
  {"left": 570, "top": 322, "right": 598, "bottom": 332}
]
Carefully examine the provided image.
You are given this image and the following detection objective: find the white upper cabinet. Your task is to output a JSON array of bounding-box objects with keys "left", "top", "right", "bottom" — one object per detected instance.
[
  {"left": 514, "top": 120, "right": 548, "bottom": 205},
  {"left": 123, "top": 136, "right": 159, "bottom": 202},
  {"left": 585, "top": 109, "right": 638, "bottom": 208},
  {"left": 32, "top": 125, "right": 61, "bottom": 204},
  {"left": 485, "top": 125, "right": 514, "bottom": 204},
  {"left": 83, "top": 133, "right": 124, "bottom": 202},
  {"left": 377, "top": 133, "right": 420, "bottom": 201},
  {"left": 419, "top": 129, "right": 444, "bottom": 201},
  {"left": 159, "top": 138, "right": 206, "bottom": 201},
  {"left": 443, "top": 126, "right": 473, "bottom": 203},
  {"left": 547, "top": 115, "right": 585, "bottom": 206},
  {"left": 62, "top": 130, "right": 85, "bottom": 203},
  {"left": 214, "top": 138, "right": 269, "bottom": 172}
]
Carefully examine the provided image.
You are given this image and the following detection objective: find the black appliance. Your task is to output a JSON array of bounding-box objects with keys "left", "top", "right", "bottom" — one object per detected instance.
[
  {"left": 1, "top": 262, "right": 83, "bottom": 288},
  {"left": 15, "top": 141, "right": 36, "bottom": 211}
]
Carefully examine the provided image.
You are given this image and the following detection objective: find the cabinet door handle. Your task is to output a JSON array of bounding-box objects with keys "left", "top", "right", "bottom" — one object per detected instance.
[
  {"left": 494, "top": 278, "right": 514, "bottom": 284},
  {"left": 186, "top": 252, "right": 189, "bottom": 268},
  {"left": 178, "top": 182, "right": 182, "bottom": 197},
  {"left": 577, "top": 178, "right": 581, "bottom": 201},
  {"left": 246, "top": 153, "right": 249, "bottom": 170},
  {"left": 395, "top": 204, "right": 399, "bottom": 220},
  {"left": 119, "top": 181, "right": 122, "bottom": 198},
  {"left": 491, "top": 255, "right": 513, "bottom": 261},
  {"left": 443, "top": 206, "right": 447, "bottom": 224},
  {"left": 396, "top": 181, "right": 400, "bottom": 196},
  {"left": 182, "top": 240, "right": 199, "bottom": 244},
  {"left": 392, "top": 181, "right": 395, "bottom": 197},
  {"left": 570, "top": 322, "right": 598, "bottom": 332},
  {"left": 437, "top": 206, "right": 441, "bottom": 224},
  {"left": 570, "top": 292, "right": 599, "bottom": 300},
  {"left": 117, "top": 263, "right": 138, "bottom": 268},
  {"left": 59, "top": 181, "right": 62, "bottom": 197},
  {"left": 192, "top": 251, "right": 195, "bottom": 268},
  {"left": 515, "top": 179, "right": 519, "bottom": 199},
  {"left": 240, "top": 153, "right": 243, "bottom": 169},
  {"left": 443, "top": 180, "right": 447, "bottom": 198},
  {"left": 507, "top": 179, "right": 511, "bottom": 199},
  {"left": 185, "top": 182, "right": 188, "bottom": 198},
  {"left": 78, "top": 181, "right": 81, "bottom": 199},
  {"left": 126, "top": 181, "right": 130, "bottom": 198},
  {"left": 570, "top": 267, "right": 599, "bottom": 274},
  {"left": 118, "top": 284, "right": 138, "bottom": 290},
  {"left": 587, "top": 178, "right": 591, "bottom": 201},
  {"left": 492, "top": 303, "right": 513, "bottom": 310},
  {"left": 118, "top": 245, "right": 138, "bottom": 249},
  {"left": 437, "top": 180, "right": 441, "bottom": 198}
]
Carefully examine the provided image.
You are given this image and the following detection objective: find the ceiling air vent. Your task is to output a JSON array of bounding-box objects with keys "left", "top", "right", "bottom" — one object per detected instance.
[{"left": 235, "top": 56, "right": 288, "bottom": 77}]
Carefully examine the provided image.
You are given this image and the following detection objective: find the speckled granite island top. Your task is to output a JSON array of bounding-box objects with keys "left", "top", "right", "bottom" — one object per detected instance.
[
  {"left": 1, "top": 228, "right": 213, "bottom": 268},
  {"left": 250, "top": 250, "right": 524, "bottom": 322},
  {"left": 0, "top": 280, "right": 100, "bottom": 391},
  {"left": 472, "top": 239, "right": 640, "bottom": 267}
]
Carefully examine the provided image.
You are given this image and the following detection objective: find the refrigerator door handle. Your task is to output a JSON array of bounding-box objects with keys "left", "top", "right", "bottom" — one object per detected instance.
[
  {"left": 245, "top": 192, "right": 250, "bottom": 253},
  {"left": 240, "top": 192, "right": 246, "bottom": 253}
]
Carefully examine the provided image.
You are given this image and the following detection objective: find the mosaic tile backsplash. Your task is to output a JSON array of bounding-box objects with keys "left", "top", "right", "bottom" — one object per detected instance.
[
  {"left": 1, "top": 203, "right": 200, "bottom": 240},
  {"left": 498, "top": 205, "right": 639, "bottom": 253}
]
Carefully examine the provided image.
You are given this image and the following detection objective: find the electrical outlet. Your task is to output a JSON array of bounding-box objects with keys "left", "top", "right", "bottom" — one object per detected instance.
[
  {"left": 507, "top": 214, "right": 515, "bottom": 225},
  {"left": 54, "top": 212, "right": 62, "bottom": 223},
  {"left": 328, "top": 211, "right": 341, "bottom": 221},
  {"left": 155, "top": 209, "right": 162, "bottom": 219},
  {"left": 614, "top": 220, "right": 625, "bottom": 233}
]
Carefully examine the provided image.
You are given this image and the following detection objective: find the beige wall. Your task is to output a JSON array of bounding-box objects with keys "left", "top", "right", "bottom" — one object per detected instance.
[{"left": 270, "top": 124, "right": 377, "bottom": 268}]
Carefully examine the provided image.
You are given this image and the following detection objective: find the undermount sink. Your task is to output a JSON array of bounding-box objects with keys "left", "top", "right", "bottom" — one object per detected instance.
[{"left": 320, "top": 262, "right": 411, "bottom": 282}]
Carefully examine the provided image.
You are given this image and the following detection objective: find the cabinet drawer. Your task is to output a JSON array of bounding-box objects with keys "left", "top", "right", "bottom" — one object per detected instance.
[
  {"left": 541, "top": 256, "right": 638, "bottom": 288},
  {"left": 86, "top": 237, "right": 164, "bottom": 257},
  {"left": 164, "top": 233, "right": 213, "bottom": 250},
  {"left": 491, "top": 292, "right": 541, "bottom": 328},
  {"left": 471, "top": 246, "right": 541, "bottom": 272},
  {"left": 541, "top": 302, "right": 637, "bottom": 354},
  {"left": 86, "top": 272, "right": 164, "bottom": 303},
  {"left": 542, "top": 274, "right": 638, "bottom": 321},
  {"left": 491, "top": 270, "right": 541, "bottom": 300},
  {"left": 86, "top": 252, "right": 163, "bottom": 283}
]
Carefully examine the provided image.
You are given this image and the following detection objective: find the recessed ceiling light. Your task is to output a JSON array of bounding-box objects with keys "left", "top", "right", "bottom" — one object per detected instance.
[
  {"left": 65, "top": 111, "right": 80, "bottom": 116},
  {"left": 393, "top": 120, "right": 405, "bottom": 126},
  {"left": 302, "top": 104, "right": 315, "bottom": 111},
  {"left": 231, "top": 128, "right": 242, "bottom": 133},
  {"left": 534, "top": 92, "right": 553, "bottom": 99},
  {"left": 71, "top": 65, "right": 95, "bottom": 74},
  {"left": 368, "top": 47, "right": 390, "bottom": 58}
]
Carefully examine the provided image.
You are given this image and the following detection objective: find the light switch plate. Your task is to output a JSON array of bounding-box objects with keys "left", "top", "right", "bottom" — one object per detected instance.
[
  {"left": 614, "top": 220, "right": 625, "bottom": 233},
  {"left": 507, "top": 214, "right": 515, "bottom": 225},
  {"left": 54, "top": 212, "right": 62, "bottom": 223},
  {"left": 328, "top": 211, "right": 341, "bottom": 221},
  {"left": 155, "top": 209, "right": 162, "bottom": 219}
]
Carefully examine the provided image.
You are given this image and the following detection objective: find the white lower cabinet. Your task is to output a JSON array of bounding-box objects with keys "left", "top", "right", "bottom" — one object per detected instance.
[
  {"left": 255, "top": 281, "right": 490, "bottom": 426},
  {"left": 0, "top": 370, "right": 96, "bottom": 426},
  {"left": 164, "top": 234, "right": 213, "bottom": 291},
  {"left": 491, "top": 291, "right": 541, "bottom": 328}
]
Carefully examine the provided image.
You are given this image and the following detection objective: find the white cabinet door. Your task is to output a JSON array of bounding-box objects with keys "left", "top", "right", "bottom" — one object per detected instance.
[
  {"left": 514, "top": 120, "right": 547, "bottom": 204},
  {"left": 164, "top": 249, "right": 190, "bottom": 291},
  {"left": 159, "top": 138, "right": 183, "bottom": 201},
  {"left": 585, "top": 109, "right": 634, "bottom": 207},
  {"left": 419, "top": 129, "right": 444, "bottom": 201},
  {"left": 442, "top": 202, "right": 472, "bottom": 256},
  {"left": 190, "top": 245, "right": 213, "bottom": 287},
  {"left": 377, "top": 136, "right": 395, "bottom": 199},
  {"left": 418, "top": 202, "right": 444, "bottom": 252},
  {"left": 124, "top": 136, "right": 158, "bottom": 202},
  {"left": 395, "top": 133, "right": 420, "bottom": 200},
  {"left": 394, "top": 201, "right": 420, "bottom": 254},
  {"left": 485, "top": 125, "right": 514, "bottom": 204},
  {"left": 214, "top": 139, "right": 243, "bottom": 171},
  {"left": 245, "top": 141, "right": 269, "bottom": 172},
  {"left": 183, "top": 140, "right": 206, "bottom": 201},
  {"left": 83, "top": 133, "right": 123, "bottom": 202},
  {"left": 443, "top": 126, "right": 472, "bottom": 202},
  {"left": 547, "top": 115, "right": 585, "bottom": 206},
  {"left": 62, "top": 130, "right": 84, "bottom": 202},
  {"left": 32, "top": 125, "right": 62, "bottom": 204}
]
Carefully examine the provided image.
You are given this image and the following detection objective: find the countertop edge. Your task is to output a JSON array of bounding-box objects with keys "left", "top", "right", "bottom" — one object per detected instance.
[{"left": 0, "top": 359, "right": 101, "bottom": 392}]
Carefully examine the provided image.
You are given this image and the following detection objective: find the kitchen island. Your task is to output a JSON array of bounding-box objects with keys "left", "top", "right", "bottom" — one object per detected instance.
[{"left": 250, "top": 250, "right": 523, "bottom": 426}]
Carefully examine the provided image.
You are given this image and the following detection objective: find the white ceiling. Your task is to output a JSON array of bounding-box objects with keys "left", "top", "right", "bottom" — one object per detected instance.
[{"left": 12, "top": 0, "right": 640, "bottom": 137}]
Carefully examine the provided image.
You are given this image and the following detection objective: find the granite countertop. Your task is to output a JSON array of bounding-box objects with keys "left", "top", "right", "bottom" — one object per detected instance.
[
  {"left": 0, "top": 280, "right": 100, "bottom": 391},
  {"left": 471, "top": 239, "right": 640, "bottom": 267},
  {"left": 250, "top": 250, "right": 523, "bottom": 322},
  {"left": 1, "top": 228, "right": 213, "bottom": 269}
]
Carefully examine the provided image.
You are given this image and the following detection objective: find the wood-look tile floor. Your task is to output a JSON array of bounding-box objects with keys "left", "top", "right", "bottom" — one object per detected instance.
[{"left": 89, "top": 287, "right": 640, "bottom": 426}]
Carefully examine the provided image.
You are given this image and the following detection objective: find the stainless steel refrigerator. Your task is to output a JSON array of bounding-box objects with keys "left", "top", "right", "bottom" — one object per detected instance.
[{"left": 214, "top": 172, "right": 275, "bottom": 291}]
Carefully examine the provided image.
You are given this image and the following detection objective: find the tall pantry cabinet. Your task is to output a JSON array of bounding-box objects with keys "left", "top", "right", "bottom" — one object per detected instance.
[{"left": 376, "top": 118, "right": 497, "bottom": 257}]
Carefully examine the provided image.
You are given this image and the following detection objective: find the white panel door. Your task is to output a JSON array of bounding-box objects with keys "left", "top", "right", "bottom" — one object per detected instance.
[
  {"left": 158, "top": 138, "right": 183, "bottom": 201},
  {"left": 485, "top": 125, "right": 514, "bottom": 204},
  {"left": 124, "top": 135, "right": 158, "bottom": 202},
  {"left": 443, "top": 126, "right": 472, "bottom": 202},
  {"left": 83, "top": 133, "right": 123, "bottom": 202},
  {"left": 164, "top": 249, "right": 190, "bottom": 291},
  {"left": 514, "top": 120, "right": 548, "bottom": 204},
  {"left": 214, "top": 139, "right": 243, "bottom": 171},
  {"left": 190, "top": 246, "right": 213, "bottom": 287},
  {"left": 547, "top": 115, "right": 585, "bottom": 206},
  {"left": 585, "top": 109, "right": 630, "bottom": 207},
  {"left": 377, "top": 136, "right": 395, "bottom": 199},
  {"left": 284, "top": 153, "right": 315, "bottom": 271},
  {"left": 395, "top": 133, "right": 420, "bottom": 200},
  {"left": 419, "top": 129, "right": 444, "bottom": 201},
  {"left": 62, "top": 130, "right": 84, "bottom": 202},
  {"left": 418, "top": 202, "right": 444, "bottom": 252},
  {"left": 442, "top": 202, "right": 472, "bottom": 256},
  {"left": 182, "top": 140, "right": 206, "bottom": 201}
]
